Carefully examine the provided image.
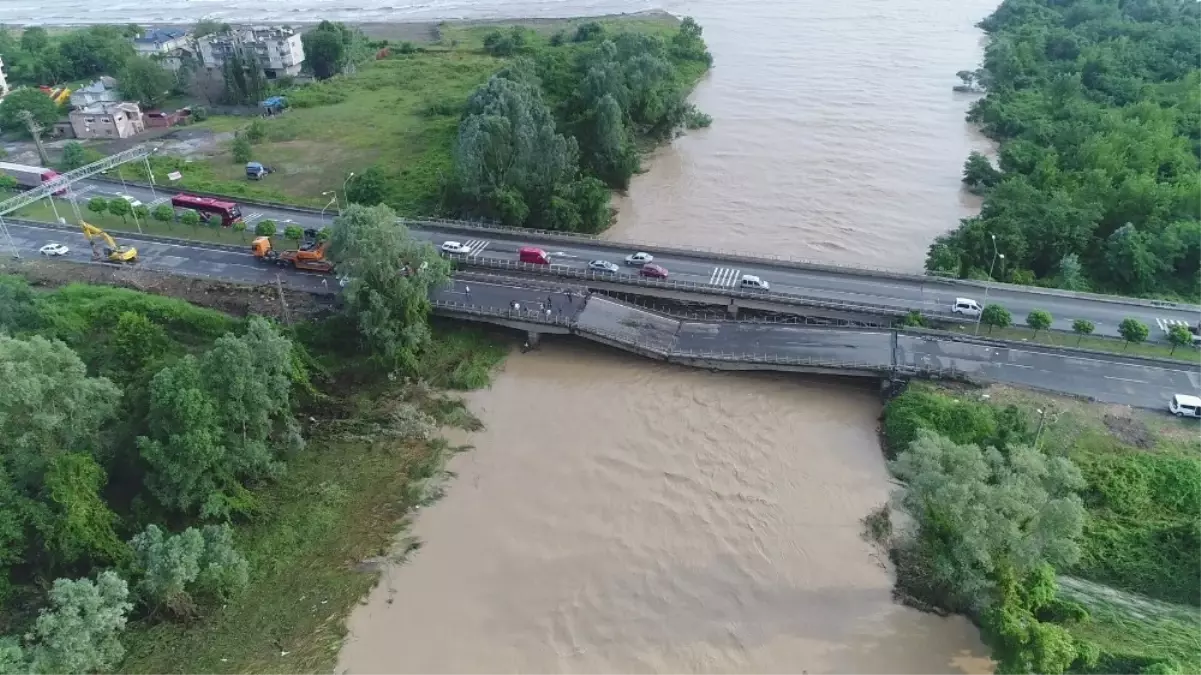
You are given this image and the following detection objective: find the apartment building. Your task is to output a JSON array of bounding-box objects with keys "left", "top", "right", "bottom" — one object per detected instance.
[{"left": 198, "top": 26, "right": 305, "bottom": 79}]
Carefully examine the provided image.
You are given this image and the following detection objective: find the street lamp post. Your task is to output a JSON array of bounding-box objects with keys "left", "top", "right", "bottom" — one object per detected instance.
[
  {"left": 320, "top": 193, "right": 337, "bottom": 226},
  {"left": 974, "top": 234, "right": 1004, "bottom": 336},
  {"left": 342, "top": 172, "right": 355, "bottom": 212}
]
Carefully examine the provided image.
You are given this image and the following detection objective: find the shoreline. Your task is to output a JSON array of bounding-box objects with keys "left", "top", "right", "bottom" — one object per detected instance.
[{"left": 30, "top": 10, "right": 681, "bottom": 42}]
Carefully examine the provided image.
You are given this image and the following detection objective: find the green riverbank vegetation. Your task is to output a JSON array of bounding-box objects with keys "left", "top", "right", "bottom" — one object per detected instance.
[
  {"left": 103, "top": 15, "right": 711, "bottom": 233},
  {"left": 872, "top": 382, "right": 1200, "bottom": 674},
  {"left": 0, "top": 203, "right": 508, "bottom": 673},
  {"left": 928, "top": 0, "right": 1201, "bottom": 301}
]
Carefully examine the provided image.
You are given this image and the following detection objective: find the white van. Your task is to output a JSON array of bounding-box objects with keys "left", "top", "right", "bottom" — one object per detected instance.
[
  {"left": 952, "top": 297, "right": 982, "bottom": 317},
  {"left": 1168, "top": 394, "right": 1201, "bottom": 418},
  {"left": 739, "top": 274, "right": 770, "bottom": 291}
]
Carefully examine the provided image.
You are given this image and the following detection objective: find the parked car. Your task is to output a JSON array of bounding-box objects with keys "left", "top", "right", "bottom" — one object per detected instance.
[
  {"left": 1168, "top": 394, "right": 1201, "bottom": 418},
  {"left": 39, "top": 243, "right": 69, "bottom": 256},
  {"left": 952, "top": 297, "right": 982, "bottom": 317},
  {"left": 639, "top": 263, "right": 669, "bottom": 279},
  {"left": 116, "top": 193, "right": 143, "bottom": 208},
  {"left": 589, "top": 259, "right": 620, "bottom": 273},
  {"left": 739, "top": 274, "right": 770, "bottom": 291},
  {"left": 440, "top": 241, "right": 472, "bottom": 255},
  {"left": 625, "top": 251, "right": 654, "bottom": 266}
]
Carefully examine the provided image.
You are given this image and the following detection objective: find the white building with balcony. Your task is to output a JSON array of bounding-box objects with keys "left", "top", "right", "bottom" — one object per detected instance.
[{"left": 198, "top": 26, "right": 305, "bottom": 79}]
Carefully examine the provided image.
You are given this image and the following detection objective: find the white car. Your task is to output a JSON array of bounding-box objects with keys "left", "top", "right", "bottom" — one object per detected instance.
[
  {"left": 952, "top": 297, "right": 982, "bottom": 317},
  {"left": 116, "top": 193, "right": 143, "bottom": 208},
  {"left": 589, "top": 259, "right": 619, "bottom": 273},
  {"left": 440, "top": 241, "right": 472, "bottom": 255},
  {"left": 739, "top": 274, "right": 770, "bottom": 290},
  {"left": 1169, "top": 394, "right": 1201, "bottom": 418},
  {"left": 39, "top": 243, "right": 69, "bottom": 256},
  {"left": 625, "top": 251, "right": 654, "bottom": 266}
]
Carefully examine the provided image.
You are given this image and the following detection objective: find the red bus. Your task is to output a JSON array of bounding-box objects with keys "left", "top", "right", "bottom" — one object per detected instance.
[{"left": 170, "top": 194, "right": 243, "bottom": 227}]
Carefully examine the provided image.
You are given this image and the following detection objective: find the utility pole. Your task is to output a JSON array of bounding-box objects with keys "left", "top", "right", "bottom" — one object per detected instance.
[{"left": 19, "top": 110, "right": 50, "bottom": 167}]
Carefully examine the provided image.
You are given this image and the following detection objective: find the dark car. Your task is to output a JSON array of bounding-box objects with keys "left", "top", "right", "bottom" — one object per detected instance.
[{"left": 639, "top": 263, "right": 669, "bottom": 279}]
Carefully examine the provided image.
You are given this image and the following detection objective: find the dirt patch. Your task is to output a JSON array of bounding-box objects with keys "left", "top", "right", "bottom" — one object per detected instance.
[
  {"left": 1102, "top": 412, "right": 1156, "bottom": 449},
  {"left": 0, "top": 258, "right": 335, "bottom": 320}
]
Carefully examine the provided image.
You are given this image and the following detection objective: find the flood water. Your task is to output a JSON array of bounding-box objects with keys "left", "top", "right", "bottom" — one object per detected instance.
[
  {"left": 4, "top": 0, "right": 999, "bottom": 670},
  {"left": 337, "top": 344, "right": 990, "bottom": 673}
]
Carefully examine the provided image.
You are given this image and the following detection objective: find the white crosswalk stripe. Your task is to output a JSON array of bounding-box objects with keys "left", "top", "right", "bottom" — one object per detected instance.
[
  {"left": 148, "top": 197, "right": 169, "bottom": 208},
  {"left": 1157, "top": 318, "right": 1191, "bottom": 332},
  {"left": 463, "top": 238, "right": 490, "bottom": 256},
  {"left": 708, "top": 266, "right": 741, "bottom": 287},
  {"left": 243, "top": 212, "right": 264, "bottom": 224}
]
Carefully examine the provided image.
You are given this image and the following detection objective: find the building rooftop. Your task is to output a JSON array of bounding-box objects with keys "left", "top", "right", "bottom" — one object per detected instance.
[{"left": 134, "top": 28, "right": 188, "bottom": 45}]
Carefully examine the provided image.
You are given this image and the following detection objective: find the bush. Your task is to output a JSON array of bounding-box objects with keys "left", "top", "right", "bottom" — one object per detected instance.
[
  {"left": 190, "top": 106, "right": 209, "bottom": 121},
  {"left": 254, "top": 219, "right": 276, "bottom": 237},
  {"left": 573, "top": 21, "right": 605, "bottom": 42}
]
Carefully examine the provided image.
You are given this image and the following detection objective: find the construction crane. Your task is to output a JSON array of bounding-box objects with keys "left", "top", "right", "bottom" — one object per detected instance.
[{"left": 80, "top": 222, "right": 137, "bottom": 263}]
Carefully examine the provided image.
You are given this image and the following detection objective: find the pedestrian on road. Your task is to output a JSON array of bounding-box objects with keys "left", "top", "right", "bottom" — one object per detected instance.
[
  {"left": 547, "top": 294, "right": 554, "bottom": 307},
  {"left": 566, "top": 291, "right": 574, "bottom": 305},
  {"left": 464, "top": 285, "right": 471, "bottom": 302}
]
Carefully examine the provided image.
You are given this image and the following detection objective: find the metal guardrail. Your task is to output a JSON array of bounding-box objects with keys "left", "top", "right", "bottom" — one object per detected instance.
[{"left": 5, "top": 217, "right": 249, "bottom": 254}]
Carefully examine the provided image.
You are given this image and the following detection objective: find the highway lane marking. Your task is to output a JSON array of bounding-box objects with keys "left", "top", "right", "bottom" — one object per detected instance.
[
  {"left": 462, "top": 239, "right": 490, "bottom": 255},
  {"left": 708, "top": 266, "right": 741, "bottom": 287},
  {"left": 1104, "top": 375, "right": 1148, "bottom": 384},
  {"left": 244, "top": 212, "right": 265, "bottom": 224},
  {"left": 1156, "top": 318, "right": 1191, "bottom": 332}
]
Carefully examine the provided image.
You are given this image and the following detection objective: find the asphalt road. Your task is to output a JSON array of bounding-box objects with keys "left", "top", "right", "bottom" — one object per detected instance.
[{"left": 40, "top": 179, "right": 1201, "bottom": 341}]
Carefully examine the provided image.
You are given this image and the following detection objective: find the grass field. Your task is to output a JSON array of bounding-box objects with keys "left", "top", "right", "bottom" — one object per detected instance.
[{"left": 15, "top": 199, "right": 252, "bottom": 247}]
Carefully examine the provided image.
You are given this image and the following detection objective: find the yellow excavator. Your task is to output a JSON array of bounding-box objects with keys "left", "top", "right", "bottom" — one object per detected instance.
[{"left": 80, "top": 222, "right": 137, "bottom": 263}]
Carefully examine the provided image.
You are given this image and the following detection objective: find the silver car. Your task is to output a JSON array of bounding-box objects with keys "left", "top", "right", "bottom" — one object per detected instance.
[{"left": 589, "top": 259, "right": 619, "bottom": 273}]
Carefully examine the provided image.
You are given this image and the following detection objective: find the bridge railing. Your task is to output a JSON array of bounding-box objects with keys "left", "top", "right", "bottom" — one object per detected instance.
[
  {"left": 431, "top": 300, "right": 577, "bottom": 327},
  {"left": 448, "top": 254, "right": 968, "bottom": 322}
]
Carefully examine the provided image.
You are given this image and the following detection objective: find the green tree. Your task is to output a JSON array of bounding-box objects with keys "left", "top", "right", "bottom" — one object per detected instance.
[
  {"left": 1166, "top": 324, "right": 1192, "bottom": 355},
  {"left": 0, "top": 175, "right": 15, "bottom": 193},
  {"left": 118, "top": 55, "right": 172, "bottom": 108},
  {"left": 231, "top": 219, "right": 247, "bottom": 240},
  {"left": 0, "top": 335, "right": 120, "bottom": 488},
  {"left": 1026, "top": 309, "right": 1052, "bottom": 338},
  {"left": 57, "top": 25, "right": 135, "bottom": 80},
  {"left": 962, "top": 151, "right": 1001, "bottom": 194},
  {"left": 26, "top": 570, "right": 132, "bottom": 675},
  {"left": 137, "top": 356, "right": 235, "bottom": 517},
  {"left": 20, "top": 27, "right": 50, "bottom": 53},
  {"left": 180, "top": 210, "right": 200, "bottom": 230},
  {"left": 981, "top": 303, "right": 1012, "bottom": 334},
  {"left": 1104, "top": 224, "right": 1160, "bottom": 295},
  {"left": 132, "top": 204, "right": 150, "bottom": 223},
  {"left": 283, "top": 224, "right": 304, "bottom": 245},
  {"left": 889, "top": 429, "right": 1086, "bottom": 614},
  {"left": 60, "top": 142, "right": 87, "bottom": 171},
  {"left": 454, "top": 73, "right": 580, "bottom": 228},
  {"left": 38, "top": 453, "right": 124, "bottom": 566},
  {"left": 106, "top": 197, "right": 130, "bottom": 223},
  {"left": 328, "top": 204, "right": 450, "bottom": 369},
  {"left": 0, "top": 88, "right": 61, "bottom": 137},
  {"left": 254, "top": 219, "right": 276, "bottom": 238},
  {"left": 1053, "top": 254, "right": 1087, "bottom": 291},
  {"left": 1118, "top": 318, "right": 1149, "bottom": 350},
  {"left": 0, "top": 637, "right": 25, "bottom": 675},
  {"left": 231, "top": 135, "right": 252, "bottom": 164},
  {"left": 1071, "top": 319, "right": 1094, "bottom": 345},
  {"left": 199, "top": 316, "right": 303, "bottom": 482},
  {"left": 982, "top": 563, "right": 1092, "bottom": 675},
  {"left": 129, "top": 523, "right": 248, "bottom": 617},
  {"left": 111, "top": 311, "right": 169, "bottom": 378},
  {"left": 152, "top": 203, "right": 174, "bottom": 225},
  {"left": 205, "top": 213, "right": 221, "bottom": 229},
  {"left": 301, "top": 26, "right": 347, "bottom": 80},
  {"left": 345, "top": 166, "right": 387, "bottom": 206},
  {"left": 244, "top": 119, "right": 266, "bottom": 144}
]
